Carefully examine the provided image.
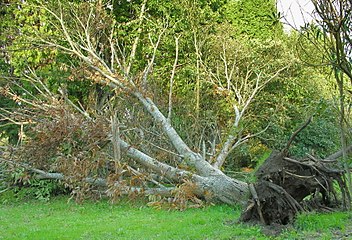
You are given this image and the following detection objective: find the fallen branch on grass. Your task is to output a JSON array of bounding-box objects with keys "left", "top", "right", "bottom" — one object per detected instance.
[{"left": 0, "top": 157, "right": 175, "bottom": 197}]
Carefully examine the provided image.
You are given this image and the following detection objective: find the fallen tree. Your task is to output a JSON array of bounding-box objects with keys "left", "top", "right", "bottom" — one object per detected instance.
[
  {"left": 1, "top": 0, "right": 282, "bottom": 206},
  {"left": 2, "top": 119, "right": 350, "bottom": 224},
  {"left": 0, "top": 0, "right": 350, "bottom": 224}
]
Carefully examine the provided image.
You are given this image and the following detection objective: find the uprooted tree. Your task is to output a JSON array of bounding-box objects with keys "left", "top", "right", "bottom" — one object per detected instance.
[{"left": 0, "top": 0, "right": 350, "bottom": 224}]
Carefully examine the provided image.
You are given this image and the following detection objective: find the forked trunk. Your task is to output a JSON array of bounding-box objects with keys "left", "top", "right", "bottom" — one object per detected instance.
[{"left": 119, "top": 136, "right": 250, "bottom": 205}]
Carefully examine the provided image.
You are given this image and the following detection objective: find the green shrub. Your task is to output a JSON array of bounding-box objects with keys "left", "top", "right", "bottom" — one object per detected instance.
[
  {"left": 0, "top": 179, "right": 67, "bottom": 203},
  {"left": 0, "top": 166, "right": 67, "bottom": 203}
]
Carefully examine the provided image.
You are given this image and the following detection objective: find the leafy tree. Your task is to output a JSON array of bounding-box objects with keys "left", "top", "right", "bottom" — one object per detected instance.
[
  {"left": 298, "top": 0, "right": 352, "bottom": 190},
  {"left": 0, "top": 0, "right": 25, "bottom": 144},
  {"left": 222, "top": 0, "right": 283, "bottom": 39}
]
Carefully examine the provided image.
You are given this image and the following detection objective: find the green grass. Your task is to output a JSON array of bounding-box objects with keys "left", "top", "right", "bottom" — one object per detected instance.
[
  {"left": 280, "top": 211, "right": 352, "bottom": 240},
  {"left": 0, "top": 196, "right": 351, "bottom": 240}
]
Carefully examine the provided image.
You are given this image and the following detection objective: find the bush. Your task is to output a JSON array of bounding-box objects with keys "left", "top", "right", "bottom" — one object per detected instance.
[{"left": 0, "top": 166, "right": 67, "bottom": 203}]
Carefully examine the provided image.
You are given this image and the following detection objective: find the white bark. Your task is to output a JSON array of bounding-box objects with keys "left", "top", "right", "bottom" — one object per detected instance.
[
  {"left": 118, "top": 138, "right": 192, "bottom": 182},
  {"left": 167, "top": 36, "right": 179, "bottom": 121},
  {"left": 126, "top": 0, "right": 148, "bottom": 76},
  {"left": 133, "top": 91, "right": 225, "bottom": 177},
  {"left": 118, "top": 135, "right": 249, "bottom": 204},
  {"left": 193, "top": 174, "right": 249, "bottom": 205},
  {"left": 212, "top": 66, "right": 288, "bottom": 169},
  {"left": 31, "top": 165, "right": 248, "bottom": 204}
]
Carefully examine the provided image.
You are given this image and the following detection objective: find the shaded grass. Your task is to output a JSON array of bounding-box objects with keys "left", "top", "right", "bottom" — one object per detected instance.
[{"left": 0, "top": 196, "right": 351, "bottom": 239}]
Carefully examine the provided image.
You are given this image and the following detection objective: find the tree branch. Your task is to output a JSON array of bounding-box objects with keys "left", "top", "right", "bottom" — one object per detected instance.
[
  {"left": 126, "top": 0, "right": 147, "bottom": 76},
  {"left": 131, "top": 92, "right": 222, "bottom": 177},
  {"left": 118, "top": 138, "right": 193, "bottom": 182},
  {"left": 325, "top": 145, "right": 352, "bottom": 160},
  {"left": 167, "top": 36, "right": 180, "bottom": 121},
  {"left": 282, "top": 116, "right": 312, "bottom": 154}
]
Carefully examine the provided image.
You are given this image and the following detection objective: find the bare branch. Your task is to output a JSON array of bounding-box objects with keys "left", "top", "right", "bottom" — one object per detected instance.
[
  {"left": 167, "top": 36, "right": 180, "bottom": 121},
  {"left": 118, "top": 138, "right": 192, "bottom": 182},
  {"left": 111, "top": 113, "right": 121, "bottom": 163},
  {"left": 1, "top": 158, "right": 175, "bottom": 196},
  {"left": 325, "top": 145, "right": 352, "bottom": 160},
  {"left": 126, "top": 0, "right": 148, "bottom": 76},
  {"left": 142, "top": 27, "right": 166, "bottom": 88},
  {"left": 213, "top": 65, "right": 289, "bottom": 169}
]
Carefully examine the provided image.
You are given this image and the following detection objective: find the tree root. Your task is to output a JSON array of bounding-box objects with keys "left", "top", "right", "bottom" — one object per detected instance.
[
  {"left": 241, "top": 150, "right": 351, "bottom": 225},
  {"left": 240, "top": 117, "right": 351, "bottom": 225}
]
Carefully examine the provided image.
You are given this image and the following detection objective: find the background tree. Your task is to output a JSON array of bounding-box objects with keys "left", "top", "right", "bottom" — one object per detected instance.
[
  {"left": 0, "top": 0, "right": 20, "bottom": 144},
  {"left": 297, "top": 0, "right": 352, "bottom": 189}
]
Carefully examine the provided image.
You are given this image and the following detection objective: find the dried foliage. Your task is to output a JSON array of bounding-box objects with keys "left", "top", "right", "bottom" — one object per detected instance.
[
  {"left": 0, "top": 95, "right": 200, "bottom": 207},
  {"left": 148, "top": 180, "right": 204, "bottom": 210},
  {"left": 18, "top": 104, "right": 109, "bottom": 169},
  {"left": 4, "top": 103, "right": 106, "bottom": 201}
]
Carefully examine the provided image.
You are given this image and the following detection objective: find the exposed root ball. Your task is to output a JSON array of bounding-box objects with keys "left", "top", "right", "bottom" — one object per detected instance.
[{"left": 240, "top": 150, "right": 351, "bottom": 225}]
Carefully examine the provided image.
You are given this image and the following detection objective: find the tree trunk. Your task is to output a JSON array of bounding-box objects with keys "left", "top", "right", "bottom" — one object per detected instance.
[
  {"left": 193, "top": 174, "right": 249, "bottom": 205},
  {"left": 118, "top": 135, "right": 250, "bottom": 205},
  {"left": 24, "top": 157, "right": 250, "bottom": 205}
]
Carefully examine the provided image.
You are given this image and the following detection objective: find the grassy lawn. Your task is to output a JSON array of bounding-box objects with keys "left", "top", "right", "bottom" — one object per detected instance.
[{"left": 1, "top": 196, "right": 351, "bottom": 240}]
